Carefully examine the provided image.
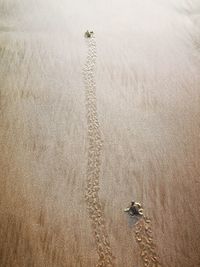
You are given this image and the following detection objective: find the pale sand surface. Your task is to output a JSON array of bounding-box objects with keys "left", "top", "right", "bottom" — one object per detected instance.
[{"left": 0, "top": 1, "right": 200, "bottom": 266}]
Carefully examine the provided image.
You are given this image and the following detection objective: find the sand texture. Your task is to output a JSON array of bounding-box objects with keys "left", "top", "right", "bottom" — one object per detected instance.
[{"left": 0, "top": 1, "right": 200, "bottom": 266}]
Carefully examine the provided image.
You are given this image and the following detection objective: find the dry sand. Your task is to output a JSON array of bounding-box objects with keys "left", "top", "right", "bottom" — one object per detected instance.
[{"left": 0, "top": 0, "right": 200, "bottom": 266}]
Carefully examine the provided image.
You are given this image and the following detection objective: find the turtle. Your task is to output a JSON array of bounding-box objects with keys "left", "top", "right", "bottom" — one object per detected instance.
[
  {"left": 124, "top": 201, "right": 144, "bottom": 216},
  {"left": 85, "top": 30, "right": 94, "bottom": 38}
]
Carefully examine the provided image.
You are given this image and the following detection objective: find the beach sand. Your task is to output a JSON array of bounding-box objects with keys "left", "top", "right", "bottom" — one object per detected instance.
[{"left": 0, "top": 1, "right": 200, "bottom": 266}]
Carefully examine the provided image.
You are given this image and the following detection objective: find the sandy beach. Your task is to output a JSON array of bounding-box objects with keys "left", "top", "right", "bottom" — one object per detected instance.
[{"left": 0, "top": 1, "right": 200, "bottom": 266}]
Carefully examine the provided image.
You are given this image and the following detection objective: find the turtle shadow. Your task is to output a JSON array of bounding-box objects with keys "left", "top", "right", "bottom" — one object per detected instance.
[{"left": 126, "top": 214, "right": 142, "bottom": 227}]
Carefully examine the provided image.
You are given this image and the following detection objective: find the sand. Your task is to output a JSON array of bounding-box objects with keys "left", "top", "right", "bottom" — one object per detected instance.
[{"left": 0, "top": 1, "right": 200, "bottom": 266}]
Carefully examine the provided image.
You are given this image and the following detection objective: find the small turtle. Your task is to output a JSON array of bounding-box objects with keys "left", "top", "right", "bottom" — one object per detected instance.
[
  {"left": 85, "top": 30, "right": 94, "bottom": 38},
  {"left": 124, "top": 201, "right": 144, "bottom": 217}
]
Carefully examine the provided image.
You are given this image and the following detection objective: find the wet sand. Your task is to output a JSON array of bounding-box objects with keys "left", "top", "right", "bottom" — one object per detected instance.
[{"left": 0, "top": 1, "right": 200, "bottom": 266}]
